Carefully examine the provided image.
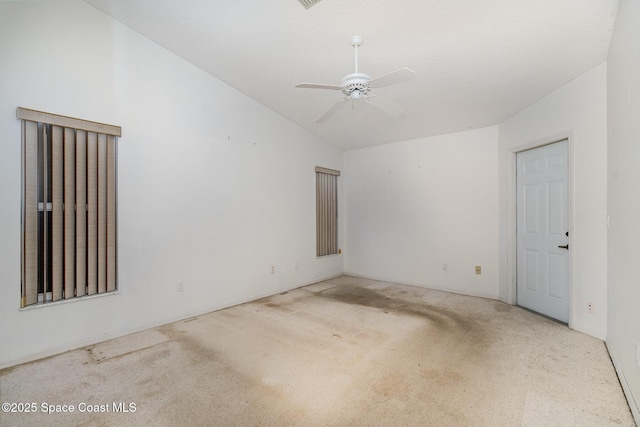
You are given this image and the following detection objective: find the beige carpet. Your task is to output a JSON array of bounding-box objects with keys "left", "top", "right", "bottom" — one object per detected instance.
[{"left": 0, "top": 276, "right": 634, "bottom": 426}]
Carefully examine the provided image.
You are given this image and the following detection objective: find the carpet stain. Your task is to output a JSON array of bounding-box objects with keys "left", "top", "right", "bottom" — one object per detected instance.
[
  {"left": 493, "top": 301, "right": 513, "bottom": 312},
  {"left": 313, "top": 284, "right": 484, "bottom": 341}
]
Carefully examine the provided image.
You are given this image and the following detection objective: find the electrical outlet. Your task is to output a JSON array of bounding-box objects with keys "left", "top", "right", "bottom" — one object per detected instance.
[
  {"left": 271, "top": 265, "right": 275, "bottom": 275},
  {"left": 587, "top": 302, "right": 594, "bottom": 314},
  {"left": 475, "top": 266, "right": 482, "bottom": 275},
  {"left": 442, "top": 263, "right": 448, "bottom": 272},
  {"left": 177, "top": 282, "right": 184, "bottom": 293}
]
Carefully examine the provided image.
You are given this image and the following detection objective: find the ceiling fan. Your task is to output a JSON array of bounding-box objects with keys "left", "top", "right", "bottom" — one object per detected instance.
[{"left": 296, "top": 35, "right": 416, "bottom": 123}]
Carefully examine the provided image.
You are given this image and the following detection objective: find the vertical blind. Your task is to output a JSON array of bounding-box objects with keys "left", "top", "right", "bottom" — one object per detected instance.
[
  {"left": 315, "top": 166, "right": 340, "bottom": 257},
  {"left": 18, "top": 108, "right": 121, "bottom": 308}
]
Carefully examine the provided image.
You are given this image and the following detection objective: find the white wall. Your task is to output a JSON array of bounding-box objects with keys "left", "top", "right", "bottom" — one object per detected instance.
[
  {"left": 0, "top": 1, "right": 343, "bottom": 368},
  {"left": 344, "top": 126, "right": 500, "bottom": 298},
  {"left": 498, "top": 63, "right": 608, "bottom": 339},
  {"left": 607, "top": 0, "right": 640, "bottom": 420}
]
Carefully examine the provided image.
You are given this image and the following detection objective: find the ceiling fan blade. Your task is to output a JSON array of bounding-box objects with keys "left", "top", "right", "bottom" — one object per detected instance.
[
  {"left": 317, "top": 97, "right": 350, "bottom": 123},
  {"left": 369, "top": 67, "right": 416, "bottom": 88},
  {"left": 365, "top": 94, "right": 405, "bottom": 116},
  {"left": 296, "top": 83, "right": 343, "bottom": 90}
]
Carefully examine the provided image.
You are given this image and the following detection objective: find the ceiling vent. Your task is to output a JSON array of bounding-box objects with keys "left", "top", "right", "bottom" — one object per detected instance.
[{"left": 298, "top": 0, "right": 322, "bottom": 9}]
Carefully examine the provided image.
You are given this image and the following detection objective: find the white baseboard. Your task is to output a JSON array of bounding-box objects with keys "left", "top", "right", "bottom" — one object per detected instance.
[
  {"left": 0, "top": 272, "right": 345, "bottom": 370},
  {"left": 607, "top": 342, "right": 640, "bottom": 425},
  {"left": 342, "top": 271, "right": 500, "bottom": 300}
]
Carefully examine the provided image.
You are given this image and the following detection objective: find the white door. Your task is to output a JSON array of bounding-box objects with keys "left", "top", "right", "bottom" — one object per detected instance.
[{"left": 516, "top": 140, "right": 569, "bottom": 323}]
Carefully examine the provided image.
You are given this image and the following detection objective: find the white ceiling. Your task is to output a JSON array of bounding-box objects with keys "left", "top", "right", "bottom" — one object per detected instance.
[{"left": 84, "top": 0, "right": 618, "bottom": 151}]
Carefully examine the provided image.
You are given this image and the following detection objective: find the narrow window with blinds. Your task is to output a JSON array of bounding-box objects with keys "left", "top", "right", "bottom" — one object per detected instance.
[
  {"left": 18, "top": 108, "right": 121, "bottom": 308},
  {"left": 315, "top": 166, "right": 340, "bottom": 257}
]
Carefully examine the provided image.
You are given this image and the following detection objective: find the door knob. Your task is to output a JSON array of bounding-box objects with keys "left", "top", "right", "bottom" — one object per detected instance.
[{"left": 558, "top": 244, "right": 569, "bottom": 250}]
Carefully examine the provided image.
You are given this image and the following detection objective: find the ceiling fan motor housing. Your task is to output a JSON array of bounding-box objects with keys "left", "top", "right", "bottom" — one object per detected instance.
[{"left": 341, "top": 73, "right": 372, "bottom": 97}]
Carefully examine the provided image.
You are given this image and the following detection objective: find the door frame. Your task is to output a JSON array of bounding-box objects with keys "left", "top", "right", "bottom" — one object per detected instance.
[{"left": 505, "top": 132, "right": 574, "bottom": 326}]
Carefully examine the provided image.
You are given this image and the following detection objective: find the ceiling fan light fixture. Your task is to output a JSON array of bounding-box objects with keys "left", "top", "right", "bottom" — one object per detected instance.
[
  {"left": 295, "top": 36, "right": 416, "bottom": 122},
  {"left": 298, "top": 0, "right": 322, "bottom": 9},
  {"left": 341, "top": 73, "right": 372, "bottom": 97}
]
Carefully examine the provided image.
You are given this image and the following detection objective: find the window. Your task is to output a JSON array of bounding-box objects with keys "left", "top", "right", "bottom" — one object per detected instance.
[
  {"left": 18, "top": 108, "right": 121, "bottom": 308},
  {"left": 315, "top": 166, "right": 340, "bottom": 256}
]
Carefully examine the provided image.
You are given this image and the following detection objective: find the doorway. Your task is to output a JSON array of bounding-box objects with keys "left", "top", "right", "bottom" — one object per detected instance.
[{"left": 516, "top": 140, "right": 570, "bottom": 323}]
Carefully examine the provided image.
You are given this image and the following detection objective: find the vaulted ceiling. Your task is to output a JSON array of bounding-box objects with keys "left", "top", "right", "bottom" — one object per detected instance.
[{"left": 85, "top": 0, "right": 618, "bottom": 150}]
